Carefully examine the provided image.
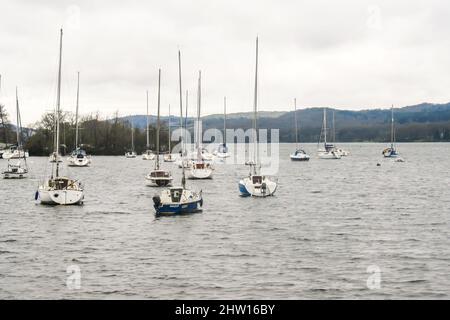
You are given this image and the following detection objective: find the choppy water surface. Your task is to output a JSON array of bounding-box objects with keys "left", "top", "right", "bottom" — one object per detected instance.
[{"left": 0, "top": 143, "right": 449, "bottom": 299}]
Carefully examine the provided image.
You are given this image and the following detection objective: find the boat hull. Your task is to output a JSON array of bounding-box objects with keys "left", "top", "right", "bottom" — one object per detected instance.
[
  {"left": 238, "top": 177, "right": 277, "bottom": 197},
  {"left": 38, "top": 188, "right": 84, "bottom": 205},
  {"left": 67, "top": 156, "right": 90, "bottom": 167},
  {"left": 187, "top": 168, "right": 213, "bottom": 179},
  {"left": 3, "top": 171, "right": 27, "bottom": 179},
  {"left": 154, "top": 199, "right": 202, "bottom": 215}
]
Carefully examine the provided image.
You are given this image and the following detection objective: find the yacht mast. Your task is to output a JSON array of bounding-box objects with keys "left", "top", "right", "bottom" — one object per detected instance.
[
  {"left": 146, "top": 90, "right": 149, "bottom": 149},
  {"left": 75, "top": 71, "right": 80, "bottom": 149},
  {"left": 323, "top": 108, "right": 327, "bottom": 146},
  {"left": 391, "top": 105, "right": 395, "bottom": 149},
  {"left": 168, "top": 104, "right": 171, "bottom": 153},
  {"left": 252, "top": 37, "right": 259, "bottom": 172},
  {"left": 55, "top": 28, "right": 63, "bottom": 178},
  {"left": 223, "top": 96, "right": 227, "bottom": 146},
  {"left": 131, "top": 119, "right": 134, "bottom": 152},
  {"left": 155, "top": 69, "right": 161, "bottom": 170},
  {"left": 196, "top": 71, "right": 202, "bottom": 162},
  {"left": 15, "top": 87, "right": 21, "bottom": 149},
  {"left": 178, "top": 50, "right": 186, "bottom": 189},
  {"left": 294, "top": 98, "right": 298, "bottom": 149}
]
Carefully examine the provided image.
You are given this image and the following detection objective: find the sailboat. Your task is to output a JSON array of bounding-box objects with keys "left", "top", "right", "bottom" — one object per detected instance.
[
  {"left": 176, "top": 90, "right": 192, "bottom": 169},
  {"left": 3, "top": 87, "right": 28, "bottom": 179},
  {"left": 146, "top": 69, "right": 173, "bottom": 187},
  {"left": 290, "top": 98, "right": 310, "bottom": 161},
  {"left": 125, "top": 117, "right": 137, "bottom": 158},
  {"left": 317, "top": 108, "right": 341, "bottom": 159},
  {"left": 187, "top": 71, "right": 213, "bottom": 179},
  {"left": 37, "top": 29, "right": 84, "bottom": 205},
  {"left": 1, "top": 88, "right": 29, "bottom": 161},
  {"left": 142, "top": 90, "right": 155, "bottom": 160},
  {"left": 214, "top": 96, "right": 230, "bottom": 158},
  {"left": 238, "top": 37, "right": 278, "bottom": 197},
  {"left": 331, "top": 110, "right": 349, "bottom": 157},
  {"left": 382, "top": 105, "right": 403, "bottom": 161},
  {"left": 152, "top": 50, "right": 203, "bottom": 215},
  {"left": 67, "top": 72, "right": 91, "bottom": 167},
  {"left": 163, "top": 104, "right": 176, "bottom": 162}
]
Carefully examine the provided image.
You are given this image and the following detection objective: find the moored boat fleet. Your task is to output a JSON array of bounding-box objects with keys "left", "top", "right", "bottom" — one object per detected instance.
[{"left": 1, "top": 31, "right": 405, "bottom": 214}]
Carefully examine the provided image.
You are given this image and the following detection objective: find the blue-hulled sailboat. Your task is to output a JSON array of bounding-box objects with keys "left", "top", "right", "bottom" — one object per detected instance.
[{"left": 152, "top": 50, "right": 203, "bottom": 215}]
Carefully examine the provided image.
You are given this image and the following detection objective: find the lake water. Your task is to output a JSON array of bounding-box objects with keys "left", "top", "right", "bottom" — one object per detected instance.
[{"left": 0, "top": 143, "right": 449, "bottom": 299}]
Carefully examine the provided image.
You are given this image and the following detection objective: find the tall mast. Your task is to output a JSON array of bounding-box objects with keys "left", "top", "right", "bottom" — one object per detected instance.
[
  {"left": 131, "top": 119, "right": 134, "bottom": 152},
  {"left": 178, "top": 50, "right": 186, "bottom": 189},
  {"left": 391, "top": 105, "right": 395, "bottom": 148},
  {"left": 184, "top": 90, "right": 188, "bottom": 157},
  {"left": 75, "top": 71, "right": 80, "bottom": 149},
  {"left": 323, "top": 108, "right": 327, "bottom": 145},
  {"left": 223, "top": 96, "right": 227, "bottom": 146},
  {"left": 253, "top": 37, "right": 259, "bottom": 172},
  {"left": 55, "top": 28, "right": 63, "bottom": 177},
  {"left": 168, "top": 104, "right": 171, "bottom": 153},
  {"left": 146, "top": 90, "right": 149, "bottom": 149},
  {"left": 15, "top": 87, "right": 21, "bottom": 149},
  {"left": 155, "top": 69, "right": 161, "bottom": 170},
  {"left": 196, "top": 71, "right": 202, "bottom": 162},
  {"left": 333, "top": 110, "right": 336, "bottom": 142},
  {"left": 294, "top": 98, "right": 298, "bottom": 149}
]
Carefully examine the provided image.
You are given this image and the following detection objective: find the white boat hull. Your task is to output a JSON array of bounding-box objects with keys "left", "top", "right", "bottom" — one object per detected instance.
[
  {"left": 318, "top": 150, "right": 341, "bottom": 159},
  {"left": 238, "top": 176, "right": 277, "bottom": 197},
  {"left": 67, "top": 156, "right": 91, "bottom": 167},
  {"left": 2, "top": 150, "right": 29, "bottom": 159},
  {"left": 38, "top": 187, "right": 84, "bottom": 205},
  {"left": 142, "top": 153, "right": 155, "bottom": 160}
]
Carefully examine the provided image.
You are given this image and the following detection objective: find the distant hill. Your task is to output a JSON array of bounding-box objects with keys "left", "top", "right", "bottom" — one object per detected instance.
[{"left": 119, "top": 102, "right": 450, "bottom": 142}]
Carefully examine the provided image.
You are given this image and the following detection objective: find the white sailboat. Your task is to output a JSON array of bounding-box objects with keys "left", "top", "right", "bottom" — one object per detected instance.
[
  {"left": 146, "top": 69, "right": 173, "bottom": 187},
  {"left": 37, "top": 29, "right": 84, "bottom": 205},
  {"left": 142, "top": 90, "right": 155, "bottom": 160},
  {"left": 125, "top": 117, "right": 137, "bottom": 158},
  {"left": 187, "top": 71, "right": 213, "bottom": 179},
  {"left": 163, "top": 104, "right": 176, "bottom": 162},
  {"left": 214, "top": 96, "right": 230, "bottom": 158},
  {"left": 67, "top": 72, "right": 91, "bottom": 167},
  {"left": 317, "top": 108, "right": 341, "bottom": 159},
  {"left": 382, "top": 105, "right": 403, "bottom": 161},
  {"left": 331, "top": 110, "right": 349, "bottom": 157},
  {"left": 176, "top": 90, "right": 192, "bottom": 169},
  {"left": 3, "top": 87, "right": 28, "bottom": 179},
  {"left": 290, "top": 98, "right": 310, "bottom": 161},
  {"left": 152, "top": 51, "right": 203, "bottom": 215},
  {"left": 1, "top": 88, "right": 29, "bottom": 160},
  {"left": 238, "top": 37, "right": 278, "bottom": 197}
]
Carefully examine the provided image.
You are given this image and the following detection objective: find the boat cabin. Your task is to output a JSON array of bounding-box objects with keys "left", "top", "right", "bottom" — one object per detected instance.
[
  {"left": 169, "top": 188, "right": 183, "bottom": 202},
  {"left": 150, "top": 170, "right": 170, "bottom": 178}
]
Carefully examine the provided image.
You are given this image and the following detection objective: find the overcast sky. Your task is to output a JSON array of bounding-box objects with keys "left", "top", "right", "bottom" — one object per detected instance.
[{"left": 1, "top": 0, "right": 449, "bottom": 125}]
